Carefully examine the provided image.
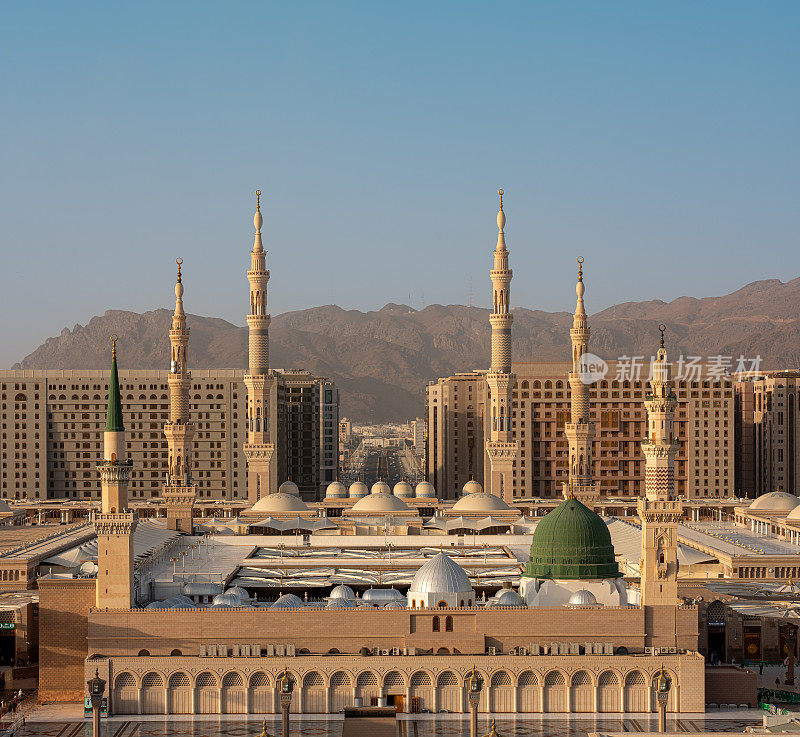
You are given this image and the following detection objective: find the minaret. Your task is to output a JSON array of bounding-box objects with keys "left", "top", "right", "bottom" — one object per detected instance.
[
  {"left": 243, "top": 190, "right": 277, "bottom": 504},
  {"left": 95, "top": 337, "right": 136, "bottom": 609},
  {"left": 563, "top": 258, "right": 599, "bottom": 502},
  {"left": 162, "top": 258, "right": 196, "bottom": 532},
  {"left": 639, "top": 325, "right": 682, "bottom": 611},
  {"left": 484, "top": 189, "right": 519, "bottom": 501}
]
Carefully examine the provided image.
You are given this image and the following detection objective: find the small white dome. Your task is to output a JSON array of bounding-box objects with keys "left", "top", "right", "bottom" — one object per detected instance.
[
  {"left": 393, "top": 481, "right": 414, "bottom": 497},
  {"left": 351, "top": 492, "right": 410, "bottom": 513},
  {"left": 329, "top": 584, "right": 356, "bottom": 600},
  {"left": 361, "top": 588, "right": 405, "bottom": 603},
  {"left": 251, "top": 492, "right": 310, "bottom": 513},
  {"left": 383, "top": 601, "right": 406, "bottom": 610},
  {"left": 349, "top": 481, "right": 369, "bottom": 498},
  {"left": 326, "top": 598, "right": 357, "bottom": 610},
  {"left": 270, "top": 593, "right": 303, "bottom": 610},
  {"left": 278, "top": 480, "right": 300, "bottom": 496},
  {"left": 451, "top": 491, "right": 512, "bottom": 513},
  {"left": 224, "top": 586, "right": 248, "bottom": 601},
  {"left": 415, "top": 481, "right": 436, "bottom": 498},
  {"left": 325, "top": 481, "right": 347, "bottom": 499},
  {"left": 749, "top": 491, "right": 800, "bottom": 514},
  {"left": 495, "top": 589, "right": 524, "bottom": 607},
  {"left": 410, "top": 553, "right": 473, "bottom": 594},
  {"left": 461, "top": 479, "right": 483, "bottom": 495},
  {"left": 211, "top": 592, "right": 242, "bottom": 607},
  {"left": 568, "top": 589, "right": 598, "bottom": 607},
  {"left": 371, "top": 480, "right": 391, "bottom": 495}
]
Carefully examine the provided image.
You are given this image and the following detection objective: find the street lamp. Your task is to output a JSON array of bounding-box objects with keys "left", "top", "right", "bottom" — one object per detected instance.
[
  {"left": 278, "top": 667, "right": 295, "bottom": 737},
  {"left": 467, "top": 665, "right": 483, "bottom": 737},
  {"left": 653, "top": 666, "right": 671, "bottom": 733},
  {"left": 87, "top": 668, "right": 106, "bottom": 737}
]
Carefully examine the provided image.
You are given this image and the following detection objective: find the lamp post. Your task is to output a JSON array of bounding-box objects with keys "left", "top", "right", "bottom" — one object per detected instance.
[
  {"left": 278, "top": 667, "right": 295, "bottom": 737},
  {"left": 467, "top": 665, "right": 483, "bottom": 737},
  {"left": 87, "top": 668, "right": 106, "bottom": 737},
  {"left": 653, "top": 666, "right": 671, "bottom": 733}
]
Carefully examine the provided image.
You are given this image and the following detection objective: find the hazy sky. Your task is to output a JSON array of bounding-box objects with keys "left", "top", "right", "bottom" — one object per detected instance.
[{"left": 1, "top": 2, "right": 798, "bottom": 367}]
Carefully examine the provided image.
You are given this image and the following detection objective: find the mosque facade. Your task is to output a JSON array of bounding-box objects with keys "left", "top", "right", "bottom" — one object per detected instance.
[{"left": 36, "top": 192, "right": 706, "bottom": 715}]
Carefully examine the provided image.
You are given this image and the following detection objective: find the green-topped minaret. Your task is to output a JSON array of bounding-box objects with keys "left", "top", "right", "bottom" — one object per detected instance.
[{"left": 105, "top": 337, "right": 124, "bottom": 432}]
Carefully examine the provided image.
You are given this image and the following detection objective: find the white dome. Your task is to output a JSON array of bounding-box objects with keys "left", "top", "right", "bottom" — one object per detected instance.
[
  {"left": 211, "top": 592, "right": 242, "bottom": 607},
  {"left": 271, "top": 593, "right": 303, "bottom": 610},
  {"left": 495, "top": 589, "right": 525, "bottom": 607},
  {"left": 383, "top": 601, "right": 406, "bottom": 610},
  {"left": 415, "top": 481, "right": 436, "bottom": 498},
  {"left": 326, "top": 598, "right": 357, "bottom": 610},
  {"left": 278, "top": 480, "right": 300, "bottom": 496},
  {"left": 329, "top": 584, "right": 356, "bottom": 600},
  {"left": 251, "top": 492, "right": 310, "bottom": 513},
  {"left": 371, "top": 480, "right": 391, "bottom": 495},
  {"left": 451, "top": 491, "right": 513, "bottom": 513},
  {"left": 785, "top": 505, "right": 800, "bottom": 522},
  {"left": 224, "top": 586, "right": 248, "bottom": 601},
  {"left": 568, "top": 589, "right": 598, "bottom": 606},
  {"left": 349, "top": 481, "right": 369, "bottom": 498},
  {"left": 325, "top": 481, "right": 347, "bottom": 499},
  {"left": 393, "top": 481, "right": 414, "bottom": 497},
  {"left": 749, "top": 491, "right": 800, "bottom": 514},
  {"left": 350, "top": 492, "right": 410, "bottom": 513},
  {"left": 361, "top": 588, "right": 405, "bottom": 603},
  {"left": 461, "top": 479, "right": 483, "bottom": 495},
  {"left": 410, "top": 553, "right": 473, "bottom": 594}
]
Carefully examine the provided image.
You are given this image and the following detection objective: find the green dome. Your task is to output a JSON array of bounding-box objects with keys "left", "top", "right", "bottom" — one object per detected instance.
[{"left": 524, "top": 497, "right": 621, "bottom": 580}]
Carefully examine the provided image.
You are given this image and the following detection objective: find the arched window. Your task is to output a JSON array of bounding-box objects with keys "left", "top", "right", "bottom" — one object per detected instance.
[
  {"left": 138, "top": 649, "right": 150, "bottom": 657},
  {"left": 170, "top": 649, "right": 182, "bottom": 656},
  {"left": 445, "top": 616, "right": 453, "bottom": 632},
  {"left": 432, "top": 616, "right": 440, "bottom": 632}
]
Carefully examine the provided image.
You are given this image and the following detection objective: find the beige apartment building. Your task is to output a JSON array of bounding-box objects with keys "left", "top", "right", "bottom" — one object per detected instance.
[
  {"left": 0, "top": 368, "right": 337, "bottom": 502},
  {"left": 735, "top": 371, "right": 800, "bottom": 498},
  {"left": 426, "top": 361, "right": 733, "bottom": 501}
]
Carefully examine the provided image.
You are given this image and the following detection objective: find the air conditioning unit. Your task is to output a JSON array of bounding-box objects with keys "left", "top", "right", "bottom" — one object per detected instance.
[
  {"left": 509, "top": 647, "right": 518, "bottom": 655},
  {"left": 392, "top": 648, "right": 400, "bottom": 656},
  {"left": 381, "top": 649, "right": 390, "bottom": 656},
  {"left": 668, "top": 647, "right": 677, "bottom": 654},
  {"left": 645, "top": 646, "right": 654, "bottom": 655},
  {"left": 518, "top": 647, "right": 527, "bottom": 656},
  {"left": 487, "top": 646, "right": 497, "bottom": 656}
]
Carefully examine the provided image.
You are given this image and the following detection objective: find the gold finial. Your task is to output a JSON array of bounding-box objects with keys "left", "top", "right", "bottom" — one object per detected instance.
[
  {"left": 577, "top": 256, "right": 584, "bottom": 282},
  {"left": 255, "top": 189, "right": 261, "bottom": 212},
  {"left": 176, "top": 257, "right": 183, "bottom": 283},
  {"left": 498, "top": 188, "right": 504, "bottom": 210},
  {"left": 658, "top": 323, "right": 666, "bottom": 349},
  {"left": 110, "top": 335, "right": 118, "bottom": 359}
]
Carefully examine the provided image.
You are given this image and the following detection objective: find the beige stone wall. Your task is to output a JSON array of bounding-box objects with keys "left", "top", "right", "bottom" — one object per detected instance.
[
  {"left": 38, "top": 577, "right": 96, "bottom": 700},
  {"left": 426, "top": 363, "right": 733, "bottom": 500},
  {"left": 86, "top": 651, "right": 705, "bottom": 714}
]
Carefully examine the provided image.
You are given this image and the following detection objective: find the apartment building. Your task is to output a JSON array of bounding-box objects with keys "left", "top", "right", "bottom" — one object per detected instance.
[{"left": 426, "top": 361, "right": 734, "bottom": 501}]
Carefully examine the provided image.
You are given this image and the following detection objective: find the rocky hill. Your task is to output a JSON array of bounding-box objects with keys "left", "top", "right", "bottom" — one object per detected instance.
[{"left": 14, "top": 277, "right": 800, "bottom": 421}]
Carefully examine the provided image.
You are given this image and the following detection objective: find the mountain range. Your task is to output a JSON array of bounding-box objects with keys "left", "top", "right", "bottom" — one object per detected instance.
[{"left": 13, "top": 277, "right": 800, "bottom": 421}]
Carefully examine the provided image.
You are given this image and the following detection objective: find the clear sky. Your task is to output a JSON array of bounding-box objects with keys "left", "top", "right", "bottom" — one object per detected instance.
[{"left": 1, "top": 1, "right": 798, "bottom": 366}]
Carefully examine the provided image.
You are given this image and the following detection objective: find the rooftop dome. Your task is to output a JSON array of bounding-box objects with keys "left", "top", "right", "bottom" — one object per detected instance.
[
  {"left": 278, "top": 480, "right": 300, "bottom": 496},
  {"left": 410, "top": 553, "right": 473, "bottom": 594},
  {"left": 393, "top": 481, "right": 414, "bottom": 498},
  {"left": 251, "top": 492, "right": 310, "bottom": 514},
  {"left": 383, "top": 601, "right": 406, "bottom": 610},
  {"left": 415, "top": 481, "right": 436, "bottom": 498},
  {"left": 361, "top": 588, "right": 405, "bottom": 603},
  {"left": 494, "top": 589, "right": 525, "bottom": 607},
  {"left": 349, "top": 481, "right": 369, "bottom": 499},
  {"left": 451, "top": 491, "right": 513, "bottom": 513},
  {"left": 224, "top": 586, "right": 249, "bottom": 601},
  {"left": 749, "top": 491, "right": 800, "bottom": 514},
  {"left": 461, "top": 479, "right": 483, "bottom": 495},
  {"left": 270, "top": 593, "right": 303, "bottom": 610},
  {"left": 524, "top": 497, "right": 621, "bottom": 581},
  {"left": 329, "top": 584, "right": 356, "bottom": 600},
  {"left": 785, "top": 505, "right": 800, "bottom": 522},
  {"left": 326, "top": 598, "right": 357, "bottom": 610},
  {"left": 325, "top": 481, "right": 347, "bottom": 499},
  {"left": 211, "top": 592, "right": 243, "bottom": 607},
  {"left": 371, "top": 480, "right": 391, "bottom": 495},
  {"left": 350, "top": 492, "right": 410, "bottom": 513},
  {"left": 568, "top": 589, "right": 598, "bottom": 607}
]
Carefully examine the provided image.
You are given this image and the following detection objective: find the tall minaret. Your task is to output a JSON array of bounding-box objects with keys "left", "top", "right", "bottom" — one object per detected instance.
[
  {"left": 243, "top": 190, "right": 277, "bottom": 504},
  {"left": 639, "top": 325, "right": 682, "bottom": 612},
  {"left": 95, "top": 337, "right": 137, "bottom": 608},
  {"left": 484, "top": 189, "right": 519, "bottom": 501},
  {"left": 162, "top": 258, "right": 196, "bottom": 532}
]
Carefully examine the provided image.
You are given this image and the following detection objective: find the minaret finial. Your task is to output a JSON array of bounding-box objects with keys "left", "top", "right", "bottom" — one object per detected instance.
[
  {"left": 659, "top": 323, "right": 666, "bottom": 349},
  {"left": 256, "top": 189, "right": 261, "bottom": 212},
  {"left": 498, "top": 188, "right": 504, "bottom": 211},
  {"left": 176, "top": 257, "right": 182, "bottom": 284},
  {"left": 110, "top": 334, "right": 117, "bottom": 359},
  {"left": 577, "top": 256, "right": 584, "bottom": 282}
]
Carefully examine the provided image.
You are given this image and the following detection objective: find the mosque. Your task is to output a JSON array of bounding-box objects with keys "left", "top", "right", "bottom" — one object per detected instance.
[{"left": 36, "top": 191, "right": 707, "bottom": 715}]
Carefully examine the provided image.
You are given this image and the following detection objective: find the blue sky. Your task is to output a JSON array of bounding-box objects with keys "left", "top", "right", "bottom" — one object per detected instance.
[{"left": 1, "top": 2, "right": 798, "bottom": 366}]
